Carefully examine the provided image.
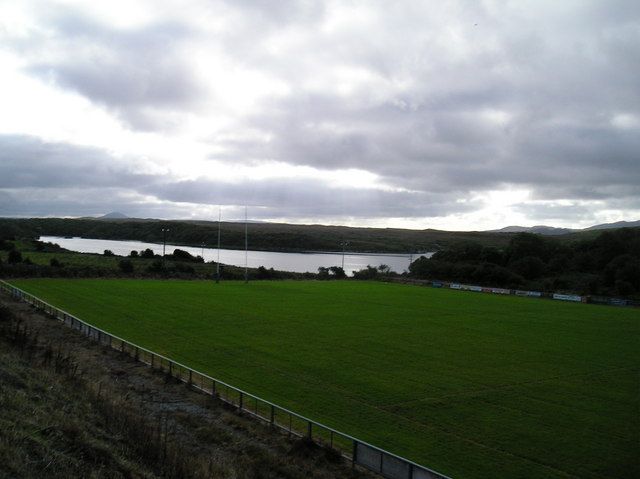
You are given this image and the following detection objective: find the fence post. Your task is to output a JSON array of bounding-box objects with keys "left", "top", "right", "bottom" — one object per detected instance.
[
  {"left": 307, "top": 421, "right": 312, "bottom": 438},
  {"left": 212, "top": 380, "right": 216, "bottom": 397},
  {"left": 239, "top": 392, "right": 244, "bottom": 410},
  {"left": 189, "top": 370, "right": 192, "bottom": 385},
  {"left": 352, "top": 441, "right": 358, "bottom": 468},
  {"left": 270, "top": 405, "right": 275, "bottom": 425},
  {"left": 169, "top": 361, "right": 173, "bottom": 377}
]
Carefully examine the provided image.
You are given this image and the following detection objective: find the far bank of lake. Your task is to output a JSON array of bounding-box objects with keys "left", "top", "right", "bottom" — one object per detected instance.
[{"left": 40, "top": 236, "right": 434, "bottom": 275}]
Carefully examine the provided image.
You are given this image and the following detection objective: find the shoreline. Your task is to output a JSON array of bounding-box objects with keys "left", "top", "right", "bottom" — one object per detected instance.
[{"left": 40, "top": 235, "right": 434, "bottom": 257}]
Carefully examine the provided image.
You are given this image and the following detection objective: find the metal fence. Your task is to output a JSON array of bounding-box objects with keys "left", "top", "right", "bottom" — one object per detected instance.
[
  {"left": 388, "top": 277, "right": 640, "bottom": 308},
  {"left": 0, "top": 279, "right": 451, "bottom": 479}
]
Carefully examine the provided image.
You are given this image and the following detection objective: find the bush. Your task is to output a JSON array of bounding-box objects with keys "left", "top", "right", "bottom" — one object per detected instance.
[
  {"left": 129, "top": 250, "right": 139, "bottom": 258},
  {"left": 7, "top": 250, "right": 22, "bottom": 264},
  {"left": 174, "top": 263, "right": 195, "bottom": 274},
  {"left": 317, "top": 266, "right": 347, "bottom": 280},
  {"left": 119, "top": 259, "right": 134, "bottom": 273},
  {"left": 147, "top": 260, "right": 165, "bottom": 273},
  {"left": 317, "top": 267, "right": 330, "bottom": 280},
  {"left": 615, "top": 279, "right": 634, "bottom": 296},
  {"left": 409, "top": 257, "right": 452, "bottom": 279},
  {"left": 103, "top": 249, "right": 115, "bottom": 256},
  {"left": 36, "top": 240, "right": 64, "bottom": 252},
  {"left": 140, "top": 248, "right": 155, "bottom": 259},
  {"left": 172, "top": 248, "right": 191, "bottom": 261},
  {"left": 471, "top": 263, "right": 524, "bottom": 288},
  {"left": 0, "top": 304, "right": 13, "bottom": 322},
  {"left": 509, "top": 256, "right": 546, "bottom": 280},
  {"left": 0, "top": 239, "right": 15, "bottom": 251},
  {"left": 329, "top": 266, "right": 347, "bottom": 279},
  {"left": 352, "top": 265, "right": 379, "bottom": 280},
  {"left": 256, "top": 266, "right": 277, "bottom": 279}
]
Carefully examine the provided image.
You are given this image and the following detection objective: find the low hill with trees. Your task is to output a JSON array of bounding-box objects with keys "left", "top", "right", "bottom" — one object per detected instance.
[
  {"left": 0, "top": 217, "right": 515, "bottom": 253},
  {"left": 409, "top": 228, "right": 640, "bottom": 298}
]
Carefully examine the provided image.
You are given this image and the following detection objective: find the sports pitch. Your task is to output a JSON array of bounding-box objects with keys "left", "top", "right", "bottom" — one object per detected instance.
[{"left": 9, "top": 279, "right": 639, "bottom": 479}]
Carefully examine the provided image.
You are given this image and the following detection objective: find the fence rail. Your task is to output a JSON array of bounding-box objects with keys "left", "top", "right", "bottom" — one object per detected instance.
[
  {"left": 0, "top": 279, "right": 451, "bottom": 479},
  {"left": 387, "top": 277, "right": 639, "bottom": 307}
]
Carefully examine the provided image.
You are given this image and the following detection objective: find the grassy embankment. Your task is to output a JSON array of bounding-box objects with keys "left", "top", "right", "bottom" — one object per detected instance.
[
  {"left": 0, "top": 299, "right": 372, "bottom": 479},
  {"left": 9, "top": 279, "right": 639, "bottom": 479}
]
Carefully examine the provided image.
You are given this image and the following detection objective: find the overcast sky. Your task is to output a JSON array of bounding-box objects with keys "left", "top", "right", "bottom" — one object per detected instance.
[{"left": 0, "top": 0, "right": 638, "bottom": 230}]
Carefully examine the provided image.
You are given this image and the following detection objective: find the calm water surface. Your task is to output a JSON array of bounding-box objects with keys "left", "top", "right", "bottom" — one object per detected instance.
[{"left": 40, "top": 236, "right": 433, "bottom": 275}]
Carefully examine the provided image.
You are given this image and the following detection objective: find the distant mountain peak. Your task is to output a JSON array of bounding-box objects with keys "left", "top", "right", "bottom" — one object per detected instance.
[
  {"left": 99, "top": 212, "right": 128, "bottom": 219},
  {"left": 491, "top": 225, "right": 575, "bottom": 235},
  {"left": 489, "top": 220, "right": 640, "bottom": 235},
  {"left": 584, "top": 220, "right": 640, "bottom": 231}
]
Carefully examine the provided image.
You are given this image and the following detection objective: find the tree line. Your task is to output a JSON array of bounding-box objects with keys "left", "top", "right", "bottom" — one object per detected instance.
[
  {"left": 0, "top": 217, "right": 513, "bottom": 254},
  {"left": 408, "top": 228, "right": 640, "bottom": 297}
]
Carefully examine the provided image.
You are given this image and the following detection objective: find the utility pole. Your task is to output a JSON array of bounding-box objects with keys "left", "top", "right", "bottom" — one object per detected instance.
[
  {"left": 161, "top": 227, "right": 170, "bottom": 266},
  {"left": 216, "top": 206, "right": 221, "bottom": 283},
  {"left": 340, "top": 241, "right": 349, "bottom": 270},
  {"left": 244, "top": 206, "right": 248, "bottom": 284}
]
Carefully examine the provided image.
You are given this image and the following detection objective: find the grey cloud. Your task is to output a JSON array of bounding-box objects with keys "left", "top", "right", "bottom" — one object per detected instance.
[
  {"left": 216, "top": 92, "right": 640, "bottom": 199},
  {"left": 512, "top": 203, "right": 600, "bottom": 224},
  {"left": 0, "top": 135, "right": 475, "bottom": 220},
  {"left": 531, "top": 184, "right": 640, "bottom": 203},
  {"left": 207, "top": 0, "right": 640, "bottom": 206},
  {"left": 21, "top": 10, "right": 203, "bottom": 131},
  {"left": 0, "top": 187, "right": 191, "bottom": 219},
  {"left": 140, "top": 178, "right": 475, "bottom": 219},
  {"left": 0, "top": 135, "right": 157, "bottom": 189},
  {"left": 0, "top": 176, "right": 475, "bottom": 221},
  {"left": 229, "top": 0, "right": 325, "bottom": 25}
]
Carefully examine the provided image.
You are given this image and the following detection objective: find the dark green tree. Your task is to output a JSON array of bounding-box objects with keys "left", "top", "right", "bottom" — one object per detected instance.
[
  {"left": 119, "top": 259, "right": 134, "bottom": 273},
  {"left": 7, "top": 250, "right": 22, "bottom": 264}
]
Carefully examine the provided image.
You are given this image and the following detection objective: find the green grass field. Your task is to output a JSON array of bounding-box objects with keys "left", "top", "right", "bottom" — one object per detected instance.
[{"left": 8, "top": 279, "right": 639, "bottom": 479}]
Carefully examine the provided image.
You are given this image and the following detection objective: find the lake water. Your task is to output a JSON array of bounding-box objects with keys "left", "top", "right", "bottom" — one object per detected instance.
[{"left": 40, "top": 236, "right": 433, "bottom": 275}]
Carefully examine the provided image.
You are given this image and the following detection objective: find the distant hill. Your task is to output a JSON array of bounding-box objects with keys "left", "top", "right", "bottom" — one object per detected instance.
[
  {"left": 584, "top": 220, "right": 640, "bottom": 230},
  {"left": 493, "top": 225, "right": 575, "bottom": 235},
  {"left": 1, "top": 216, "right": 638, "bottom": 254},
  {"left": 0, "top": 217, "right": 515, "bottom": 253},
  {"left": 490, "top": 220, "right": 640, "bottom": 236},
  {"left": 98, "top": 212, "right": 129, "bottom": 219}
]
